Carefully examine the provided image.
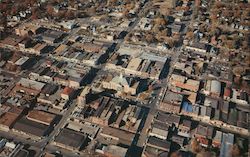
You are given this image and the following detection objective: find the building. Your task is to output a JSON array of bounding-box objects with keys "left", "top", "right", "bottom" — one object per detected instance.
[
  {"left": 155, "top": 112, "right": 180, "bottom": 128},
  {"left": 95, "top": 145, "right": 128, "bottom": 157},
  {"left": 98, "top": 126, "right": 135, "bottom": 147},
  {"left": 79, "top": 96, "right": 144, "bottom": 133},
  {"left": 42, "top": 30, "right": 65, "bottom": 44},
  {"left": 61, "top": 87, "right": 75, "bottom": 100},
  {"left": 15, "top": 24, "right": 42, "bottom": 36},
  {"left": 159, "top": 91, "right": 183, "bottom": 113},
  {"left": 185, "top": 42, "right": 208, "bottom": 53},
  {"left": 143, "top": 136, "right": 171, "bottom": 157},
  {"left": 195, "top": 124, "right": 214, "bottom": 147},
  {"left": 178, "top": 119, "right": 192, "bottom": 138},
  {"left": 29, "top": 43, "right": 49, "bottom": 55},
  {"left": 26, "top": 110, "right": 56, "bottom": 126},
  {"left": 210, "top": 80, "right": 221, "bottom": 97},
  {"left": 12, "top": 78, "right": 45, "bottom": 96},
  {"left": 170, "top": 74, "right": 200, "bottom": 92},
  {"left": 220, "top": 133, "right": 234, "bottom": 157},
  {"left": 212, "top": 130, "right": 222, "bottom": 148},
  {"left": 102, "top": 73, "right": 141, "bottom": 95},
  {"left": 54, "top": 128, "right": 88, "bottom": 151},
  {"left": 0, "top": 105, "right": 24, "bottom": 131},
  {"left": 13, "top": 117, "right": 52, "bottom": 139},
  {"left": 149, "top": 121, "right": 169, "bottom": 140}
]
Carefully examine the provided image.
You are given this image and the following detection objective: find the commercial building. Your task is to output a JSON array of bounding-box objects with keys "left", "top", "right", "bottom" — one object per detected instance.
[
  {"left": 26, "top": 110, "right": 56, "bottom": 126},
  {"left": 54, "top": 128, "right": 89, "bottom": 151},
  {"left": 13, "top": 117, "right": 52, "bottom": 139}
]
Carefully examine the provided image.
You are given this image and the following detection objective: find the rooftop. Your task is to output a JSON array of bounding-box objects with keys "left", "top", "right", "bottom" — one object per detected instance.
[
  {"left": 13, "top": 117, "right": 49, "bottom": 137},
  {"left": 27, "top": 110, "right": 56, "bottom": 126},
  {"left": 54, "top": 128, "right": 87, "bottom": 149}
]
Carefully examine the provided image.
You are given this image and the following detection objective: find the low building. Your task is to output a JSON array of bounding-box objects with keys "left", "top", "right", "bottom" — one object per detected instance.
[
  {"left": 61, "top": 87, "right": 75, "bottom": 100},
  {"left": 14, "top": 78, "right": 45, "bottom": 96},
  {"left": 0, "top": 105, "right": 24, "bottom": 131},
  {"left": 210, "top": 80, "right": 221, "bottom": 97},
  {"left": 15, "top": 24, "right": 42, "bottom": 36},
  {"left": 42, "top": 30, "right": 65, "bottom": 44},
  {"left": 220, "top": 133, "right": 234, "bottom": 157},
  {"left": 172, "top": 135, "right": 186, "bottom": 146},
  {"left": 13, "top": 117, "right": 51, "bottom": 139},
  {"left": 185, "top": 42, "right": 208, "bottom": 53},
  {"left": 149, "top": 121, "right": 169, "bottom": 140},
  {"left": 26, "top": 110, "right": 56, "bottom": 126},
  {"left": 102, "top": 73, "right": 140, "bottom": 96},
  {"left": 159, "top": 91, "right": 183, "bottom": 113},
  {"left": 54, "top": 128, "right": 88, "bottom": 151},
  {"left": 212, "top": 130, "right": 222, "bottom": 148},
  {"left": 96, "top": 145, "right": 127, "bottom": 157},
  {"left": 99, "top": 127, "right": 135, "bottom": 147},
  {"left": 143, "top": 136, "right": 171, "bottom": 157},
  {"left": 178, "top": 119, "right": 192, "bottom": 138},
  {"left": 195, "top": 124, "right": 214, "bottom": 147}
]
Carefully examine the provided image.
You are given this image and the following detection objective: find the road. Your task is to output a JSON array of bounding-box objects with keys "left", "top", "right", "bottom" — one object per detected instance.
[
  {"left": 0, "top": 1, "right": 187, "bottom": 157},
  {"left": 35, "top": 100, "right": 79, "bottom": 157},
  {"left": 0, "top": 99, "right": 79, "bottom": 157}
]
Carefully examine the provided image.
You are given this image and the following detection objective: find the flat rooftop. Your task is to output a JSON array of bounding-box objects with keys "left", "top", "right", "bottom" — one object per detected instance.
[
  {"left": 27, "top": 110, "right": 56, "bottom": 125},
  {"left": 100, "top": 126, "right": 135, "bottom": 146},
  {"left": 55, "top": 128, "right": 87, "bottom": 149},
  {"left": 0, "top": 112, "right": 19, "bottom": 128},
  {"left": 13, "top": 117, "right": 49, "bottom": 137}
]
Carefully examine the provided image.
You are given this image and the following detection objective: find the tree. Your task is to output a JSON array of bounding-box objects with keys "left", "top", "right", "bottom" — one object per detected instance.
[
  {"left": 145, "top": 33, "right": 156, "bottom": 43},
  {"left": 46, "top": 5, "right": 54, "bottom": 15},
  {"left": 10, "top": 7, "right": 18, "bottom": 15},
  {"left": 231, "top": 144, "right": 241, "bottom": 157},
  {"left": 197, "top": 150, "right": 216, "bottom": 157},
  {"left": 154, "top": 17, "right": 167, "bottom": 26},
  {"left": 65, "top": 10, "right": 75, "bottom": 19},
  {"left": 170, "top": 151, "right": 182, "bottom": 157},
  {"left": 225, "top": 40, "right": 234, "bottom": 49},
  {"left": 242, "top": 41, "right": 249, "bottom": 51},
  {"left": 191, "top": 138, "right": 202, "bottom": 154},
  {"left": 166, "top": 38, "right": 174, "bottom": 48},
  {"left": 186, "top": 31, "right": 194, "bottom": 39}
]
